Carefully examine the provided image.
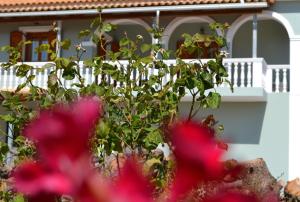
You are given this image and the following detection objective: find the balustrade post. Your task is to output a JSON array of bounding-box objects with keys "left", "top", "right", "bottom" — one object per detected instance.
[
  {"left": 275, "top": 69, "right": 280, "bottom": 93},
  {"left": 246, "top": 62, "right": 252, "bottom": 87},
  {"left": 264, "top": 67, "right": 273, "bottom": 93},
  {"left": 283, "top": 68, "right": 288, "bottom": 93},
  {"left": 233, "top": 62, "right": 239, "bottom": 87},
  {"left": 240, "top": 62, "right": 245, "bottom": 87},
  {"left": 8, "top": 67, "right": 14, "bottom": 89},
  {"left": 252, "top": 59, "right": 263, "bottom": 88},
  {"left": 3, "top": 67, "right": 8, "bottom": 89}
]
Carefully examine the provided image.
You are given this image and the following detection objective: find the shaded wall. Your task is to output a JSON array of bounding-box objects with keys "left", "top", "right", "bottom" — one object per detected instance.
[{"left": 179, "top": 93, "right": 289, "bottom": 179}]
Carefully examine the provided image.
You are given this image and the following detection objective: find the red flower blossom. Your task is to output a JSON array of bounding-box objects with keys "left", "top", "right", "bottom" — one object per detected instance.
[
  {"left": 27, "top": 193, "right": 58, "bottom": 202},
  {"left": 111, "top": 159, "right": 154, "bottom": 202},
  {"left": 14, "top": 98, "right": 102, "bottom": 200},
  {"left": 23, "top": 97, "right": 101, "bottom": 169},
  {"left": 13, "top": 161, "right": 72, "bottom": 196},
  {"left": 169, "top": 121, "right": 224, "bottom": 200}
]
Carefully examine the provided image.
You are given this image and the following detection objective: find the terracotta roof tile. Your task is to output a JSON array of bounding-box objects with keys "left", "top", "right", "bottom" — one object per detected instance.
[{"left": 0, "top": 0, "right": 273, "bottom": 13}]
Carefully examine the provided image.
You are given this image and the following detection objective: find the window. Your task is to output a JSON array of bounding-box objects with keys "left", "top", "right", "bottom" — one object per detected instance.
[
  {"left": 25, "top": 32, "right": 56, "bottom": 62},
  {"left": 10, "top": 29, "right": 56, "bottom": 62}
]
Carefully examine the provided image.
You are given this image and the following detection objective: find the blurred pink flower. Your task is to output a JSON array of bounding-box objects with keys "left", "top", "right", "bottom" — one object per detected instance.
[
  {"left": 23, "top": 97, "right": 101, "bottom": 169},
  {"left": 13, "top": 161, "right": 72, "bottom": 195},
  {"left": 111, "top": 158, "right": 154, "bottom": 202},
  {"left": 169, "top": 121, "right": 224, "bottom": 200},
  {"left": 13, "top": 98, "right": 102, "bottom": 200}
]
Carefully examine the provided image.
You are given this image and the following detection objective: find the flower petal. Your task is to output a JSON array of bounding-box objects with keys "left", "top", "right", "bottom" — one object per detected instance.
[{"left": 13, "top": 161, "right": 72, "bottom": 195}]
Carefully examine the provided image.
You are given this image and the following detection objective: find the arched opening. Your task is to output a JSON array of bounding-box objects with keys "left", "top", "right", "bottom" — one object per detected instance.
[
  {"left": 232, "top": 19, "right": 289, "bottom": 64},
  {"left": 163, "top": 16, "right": 215, "bottom": 58},
  {"left": 228, "top": 11, "right": 293, "bottom": 92},
  {"left": 101, "top": 19, "right": 152, "bottom": 57}
]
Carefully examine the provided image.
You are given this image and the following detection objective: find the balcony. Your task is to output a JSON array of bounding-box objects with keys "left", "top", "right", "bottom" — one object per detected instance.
[{"left": 0, "top": 58, "right": 289, "bottom": 102}]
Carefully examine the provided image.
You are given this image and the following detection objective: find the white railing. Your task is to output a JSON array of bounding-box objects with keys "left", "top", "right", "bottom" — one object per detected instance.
[
  {"left": 264, "top": 65, "right": 290, "bottom": 93},
  {"left": 0, "top": 59, "right": 290, "bottom": 93}
]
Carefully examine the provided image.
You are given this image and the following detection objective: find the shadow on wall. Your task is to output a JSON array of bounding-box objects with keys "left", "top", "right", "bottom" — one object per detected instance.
[{"left": 179, "top": 102, "right": 267, "bottom": 144}]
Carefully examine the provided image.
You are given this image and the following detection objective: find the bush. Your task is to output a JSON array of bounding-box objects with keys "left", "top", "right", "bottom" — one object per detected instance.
[{"left": 0, "top": 13, "right": 235, "bottom": 201}]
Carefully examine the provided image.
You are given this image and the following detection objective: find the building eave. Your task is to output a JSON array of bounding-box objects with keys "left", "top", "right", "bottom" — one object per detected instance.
[{"left": 0, "top": 2, "right": 269, "bottom": 18}]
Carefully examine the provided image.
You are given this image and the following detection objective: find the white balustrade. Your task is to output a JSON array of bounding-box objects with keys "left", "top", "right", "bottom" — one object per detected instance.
[
  {"left": 283, "top": 69, "right": 288, "bottom": 93},
  {"left": 266, "top": 65, "right": 290, "bottom": 93},
  {"left": 3, "top": 67, "right": 8, "bottom": 89},
  {"left": 275, "top": 69, "right": 280, "bottom": 93},
  {"left": 246, "top": 62, "right": 252, "bottom": 87},
  {"left": 240, "top": 62, "right": 245, "bottom": 87},
  {"left": 0, "top": 59, "right": 290, "bottom": 94},
  {"left": 233, "top": 62, "right": 239, "bottom": 87}
]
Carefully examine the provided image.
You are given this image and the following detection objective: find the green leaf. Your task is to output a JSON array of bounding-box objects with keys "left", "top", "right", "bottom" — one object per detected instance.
[
  {"left": 119, "top": 38, "right": 130, "bottom": 47},
  {"left": 27, "top": 75, "right": 35, "bottom": 82},
  {"left": 141, "top": 43, "right": 151, "bottom": 53},
  {"left": 62, "top": 67, "right": 76, "bottom": 80},
  {"left": 48, "top": 73, "right": 58, "bottom": 87},
  {"left": 0, "top": 142, "right": 9, "bottom": 163},
  {"left": 15, "top": 83, "right": 27, "bottom": 93},
  {"left": 84, "top": 59, "right": 94, "bottom": 67},
  {"left": 144, "top": 130, "right": 163, "bottom": 150},
  {"left": 78, "top": 30, "right": 91, "bottom": 38},
  {"left": 16, "top": 64, "right": 32, "bottom": 77},
  {"left": 206, "top": 92, "right": 221, "bottom": 109},
  {"left": 55, "top": 58, "right": 70, "bottom": 69},
  {"left": 0, "top": 114, "right": 15, "bottom": 122},
  {"left": 37, "top": 43, "right": 50, "bottom": 52},
  {"left": 13, "top": 194, "right": 25, "bottom": 202},
  {"left": 60, "top": 39, "right": 71, "bottom": 49},
  {"left": 90, "top": 17, "right": 100, "bottom": 29},
  {"left": 102, "top": 23, "right": 113, "bottom": 32},
  {"left": 0, "top": 142, "right": 9, "bottom": 155}
]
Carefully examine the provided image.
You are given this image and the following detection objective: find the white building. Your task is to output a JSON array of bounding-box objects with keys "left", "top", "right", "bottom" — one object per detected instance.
[{"left": 0, "top": 0, "right": 299, "bottom": 179}]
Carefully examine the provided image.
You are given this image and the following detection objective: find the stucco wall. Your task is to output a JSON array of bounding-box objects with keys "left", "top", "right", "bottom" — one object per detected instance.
[
  {"left": 271, "top": 1, "right": 300, "bottom": 35},
  {"left": 179, "top": 93, "right": 289, "bottom": 178}
]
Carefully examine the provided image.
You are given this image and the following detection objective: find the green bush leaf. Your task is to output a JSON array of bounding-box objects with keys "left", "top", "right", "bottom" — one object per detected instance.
[{"left": 206, "top": 92, "right": 221, "bottom": 109}]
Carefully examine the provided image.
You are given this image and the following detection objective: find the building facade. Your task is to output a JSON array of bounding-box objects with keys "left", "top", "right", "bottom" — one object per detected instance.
[{"left": 0, "top": 0, "right": 299, "bottom": 179}]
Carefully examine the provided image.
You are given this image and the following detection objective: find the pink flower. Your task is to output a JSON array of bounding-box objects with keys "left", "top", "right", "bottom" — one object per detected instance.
[
  {"left": 14, "top": 98, "right": 102, "bottom": 200},
  {"left": 13, "top": 161, "right": 72, "bottom": 197},
  {"left": 168, "top": 122, "right": 224, "bottom": 200},
  {"left": 27, "top": 193, "right": 58, "bottom": 202},
  {"left": 111, "top": 159, "right": 154, "bottom": 202},
  {"left": 23, "top": 97, "right": 101, "bottom": 169}
]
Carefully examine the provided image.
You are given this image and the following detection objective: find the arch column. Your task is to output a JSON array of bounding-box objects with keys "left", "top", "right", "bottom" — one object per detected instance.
[{"left": 289, "top": 36, "right": 300, "bottom": 179}]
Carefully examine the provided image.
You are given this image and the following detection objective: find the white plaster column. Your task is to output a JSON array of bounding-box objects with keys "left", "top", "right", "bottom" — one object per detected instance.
[
  {"left": 56, "top": 20, "right": 62, "bottom": 57},
  {"left": 252, "top": 14, "right": 258, "bottom": 58},
  {"left": 289, "top": 36, "right": 300, "bottom": 179}
]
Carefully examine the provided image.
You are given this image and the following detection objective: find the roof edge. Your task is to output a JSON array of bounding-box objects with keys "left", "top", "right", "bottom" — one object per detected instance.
[{"left": 0, "top": 2, "right": 269, "bottom": 18}]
